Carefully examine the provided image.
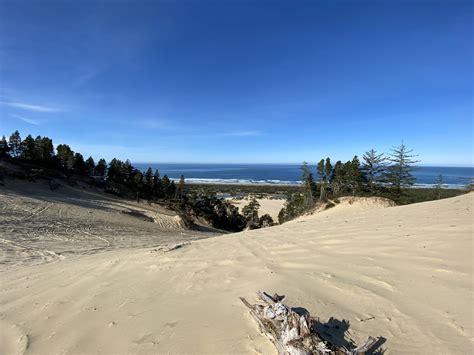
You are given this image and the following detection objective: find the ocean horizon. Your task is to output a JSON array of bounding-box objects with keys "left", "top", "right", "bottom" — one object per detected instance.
[{"left": 134, "top": 163, "right": 474, "bottom": 188}]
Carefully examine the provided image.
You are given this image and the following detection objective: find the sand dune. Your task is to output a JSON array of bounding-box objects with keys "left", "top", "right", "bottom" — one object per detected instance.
[
  {"left": 0, "top": 179, "right": 218, "bottom": 269},
  {"left": 0, "top": 193, "right": 472, "bottom": 354},
  {"left": 228, "top": 197, "right": 286, "bottom": 222}
]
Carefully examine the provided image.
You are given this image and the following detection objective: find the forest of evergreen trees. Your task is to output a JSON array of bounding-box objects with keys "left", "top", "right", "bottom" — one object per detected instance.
[
  {"left": 0, "top": 130, "right": 185, "bottom": 199},
  {"left": 278, "top": 146, "right": 420, "bottom": 223}
]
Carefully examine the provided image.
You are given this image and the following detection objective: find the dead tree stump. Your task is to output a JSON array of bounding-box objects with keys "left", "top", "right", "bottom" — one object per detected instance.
[{"left": 240, "top": 291, "right": 378, "bottom": 355}]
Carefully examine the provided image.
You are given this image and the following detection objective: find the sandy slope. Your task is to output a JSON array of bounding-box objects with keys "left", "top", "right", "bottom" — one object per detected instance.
[
  {"left": 0, "top": 178, "right": 219, "bottom": 269},
  {"left": 0, "top": 194, "right": 472, "bottom": 354}
]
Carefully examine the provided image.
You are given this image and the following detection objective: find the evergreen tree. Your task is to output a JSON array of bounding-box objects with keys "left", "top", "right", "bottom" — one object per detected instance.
[
  {"left": 73, "top": 153, "right": 88, "bottom": 175},
  {"left": 132, "top": 169, "right": 143, "bottom": 202},
  {"left": 0, "top": 136, "right": 10, "bottom": 157},
  {"left": 330, "top": 160, "right": 344, "bottom": 196},
  {"left": 317, "top": 159, "right": 326, "bottom": 201},
  {"left": 242, "top": 198, "right": 260, "bottom": 229},
  {"left": 56, "top": 144, "right": 75, "bottom": 171},
  {"left": 325, "top": 157, "right": 333, "bottom": 196},
  {"left": 385, "top": 143, "right": 419, "bottom": 195},
  {"left": 362, "top": 149, "right": 388, "bottom": 193},
  {"left": 278, "top": 193, "right": 306, "bottom": 224},
  {"left": 94, "top": 159, "right": 107, "bottom": 178},
  {"left": 36, "top": 136, "right": 54, "bottom": 163},
  {"left": 107, "top": 158, "right": 123, "bottom": 182},
  {"left": 85, "top": 156, "right": 95, "bottom": 176},
  {"left": 123, "top": 159, "right": 133, "bottom": 184},
  {"left": 20, "top": 134, "right": 36, "bottom": 160},
  {"left": 153, "top": 169, "right": 163, "bottom": 199},
  {"left": 258, "top": 214, "right": 274, "bottom": 228},
  {"left": 177, "top": 174, "right": 186, "bottom": 199},
  {"left": 162, "top": 175, "right": 171, "bottom": 198},
  {"left": 170, "top": 180, "right": 177, "bottom": 198},
  {"left": 300, "top": 161, "right": 314, "bottom": 207},
  {"left": 8, "top": 130, "right": 22, "bottom": 157},
  {"left": 144, "top": 167, "right": 153, "bottom": 197},
  {"left": 346, "top": 156, "right": 364, "bottom": 195}
]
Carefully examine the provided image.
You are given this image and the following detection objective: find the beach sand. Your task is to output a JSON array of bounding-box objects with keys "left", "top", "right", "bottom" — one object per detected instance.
[{"left": 0, "top": 191, "right": 472, "bottom": 354}]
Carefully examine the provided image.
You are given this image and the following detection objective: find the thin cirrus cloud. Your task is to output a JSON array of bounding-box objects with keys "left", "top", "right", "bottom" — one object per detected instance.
[
  {"left": 10, "top": 113, "right": 41, "bottom": 125},
  {"left": 0, "top": 101, "right": 62, "bottom": 113}
]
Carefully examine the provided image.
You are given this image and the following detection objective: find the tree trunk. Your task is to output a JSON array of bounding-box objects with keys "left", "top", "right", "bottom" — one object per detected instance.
[{"left": 241, "top": 291, "right": 379, "bottom": 355}]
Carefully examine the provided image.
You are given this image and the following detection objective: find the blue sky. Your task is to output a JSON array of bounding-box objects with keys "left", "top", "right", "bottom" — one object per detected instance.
[{"left": 1, "top": 0, "right": 472, "bottom": 165}]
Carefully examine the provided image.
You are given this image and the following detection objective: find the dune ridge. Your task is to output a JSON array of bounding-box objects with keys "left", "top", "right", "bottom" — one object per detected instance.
[{"left": 0, "top": 193, "right": 472, "bottom": 354}]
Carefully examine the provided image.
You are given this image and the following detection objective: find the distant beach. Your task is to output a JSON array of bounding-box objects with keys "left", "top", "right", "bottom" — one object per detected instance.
[{"left": 135, "top": 163, "right": 474, "bottom": 188}]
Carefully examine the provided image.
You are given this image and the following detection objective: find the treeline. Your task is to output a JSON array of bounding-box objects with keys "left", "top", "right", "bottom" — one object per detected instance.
[
  {"left": 278, "top": 144, "right": 419, "bottom": 223},
  {"left": 0, "top": 130, "right": 183, "bottom": 201},
  {"left": 0, "top": 130, "right": 272, "bottom": 232}
]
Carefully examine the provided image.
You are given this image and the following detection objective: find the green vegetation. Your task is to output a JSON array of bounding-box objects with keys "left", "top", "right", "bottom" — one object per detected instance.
[
  {"left": 185, "top": 183, "right": 301, "bottom": 196},
  {"left": 278, "top": 143, "right": 468, "bottom": 224},
  {"left": 241, "top": 198, "right": 274, "bottom": 229},
  {"left": 0, "top": 130, "right": 275, "bottom": 233}
]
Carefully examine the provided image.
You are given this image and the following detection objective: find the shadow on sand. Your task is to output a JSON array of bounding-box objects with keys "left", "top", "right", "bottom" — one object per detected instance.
[{"left": 292, "top": 307, "right": 387, "bottom": 354}]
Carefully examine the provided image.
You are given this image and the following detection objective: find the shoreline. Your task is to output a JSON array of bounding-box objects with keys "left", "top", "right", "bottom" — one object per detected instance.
[{"left": 182, "top": 180, "right": 469, "bottom": 190}]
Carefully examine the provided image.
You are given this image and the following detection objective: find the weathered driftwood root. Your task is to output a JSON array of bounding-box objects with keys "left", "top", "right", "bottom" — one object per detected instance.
[{"left": 240, "top": 291, "right": 378, "bottom": 355}]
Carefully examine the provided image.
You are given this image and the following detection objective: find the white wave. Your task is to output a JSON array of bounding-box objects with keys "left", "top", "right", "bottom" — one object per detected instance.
[
  {"left": 169, "top": 177, "right": 302, "bottom": 185},
  {"left": 413, "top": 183, "right": 466, "bottom": 189}
]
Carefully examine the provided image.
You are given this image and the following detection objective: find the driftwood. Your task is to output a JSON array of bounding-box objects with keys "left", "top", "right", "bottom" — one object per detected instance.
[{"left": 240, "top": 291, "right": 378, "bottom": 355}]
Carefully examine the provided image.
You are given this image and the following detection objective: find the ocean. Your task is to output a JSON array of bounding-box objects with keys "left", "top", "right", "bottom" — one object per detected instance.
[{"left": 134, "top": 163, "right": 474, "bottom": 188}]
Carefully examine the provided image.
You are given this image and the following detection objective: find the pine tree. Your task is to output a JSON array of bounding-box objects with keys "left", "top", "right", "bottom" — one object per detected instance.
[
  {"left": 72, "top": 153, "right": 88, "bottom": 176},
  {"left": 162, "top": 175, "right": 171, "bottom": 199},
  {"left": 177, "top": 174, "right": 186, "bottom": 199},
  {"left": 56, "top": 144, "right": 75, "bottom": 171},
  {"left": 330, "top": 160, "right": 344, "bottom": 196},
  {"left": 85, "top": 156, "right": 95, "bottom": 176},
  {"left": 36, "top": 136, "right": 54, "bottom": 163},
  {"left": 385, "top": 143, "right": 419, "bottom": 195},
  {"left": 362, "top": 149, "right": 388, "bottom": 193},
  {"left": 94, "top": 159, "right": 107, "bottom": 178},
  {"left": 300, "top": 161, "right": 314, "bottom": 207},
  {"left": 153, "top": 169, "right": 163, "bottom": 199},
  {"left": 325, "top": 157, "right": 333, "bottom": 196},
  {"left": 242, "top": 198, "right": 260, "bottom": 229},
  {"left": 346, "top": 156, "right": 364, "bottom": 195},
  {"left": 170, "top": 180, "right": 177, "bottom": 199},
  {"left": 107, "top": 158, "right": 123, "bottom": 182},
  {"left": 0, "top": 136, "right": 10, "bottom": 157},
  {"left": 132, "top": 169, "right": 144, "bottom": 202},
  {"left": 317, "top": 159, "right": 326, "bottom": 201},
  {"left": 258, "top": 214, "right": 274, "bottom": 228},
  {"left": 122, "top": 159, "right": 133, "bottom": 184},
  {"left": 144, "top": 167, "right": 153, "bottom": 198},
  {"left": 20, "top": 134, "right": 36, "bottom": 160},
  {"left": 8, "top": 130, "right": 22, "bottom": 158}
]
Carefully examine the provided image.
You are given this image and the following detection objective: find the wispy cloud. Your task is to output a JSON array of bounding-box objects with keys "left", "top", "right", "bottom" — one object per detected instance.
[
  {"left": 221, "top": 130, "right": 263, "bottom": 137},
  {"left": 1, "top": 101, "right": 61, "bottom": 113},
  {"left": 10, "top": 114, "right": 41, "bottom": 125}
]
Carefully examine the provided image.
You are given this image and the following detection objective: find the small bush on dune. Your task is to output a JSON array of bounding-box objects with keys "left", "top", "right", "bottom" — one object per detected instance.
[{"left": 325, "top": 201, "right": 336, "bottom": 209}]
